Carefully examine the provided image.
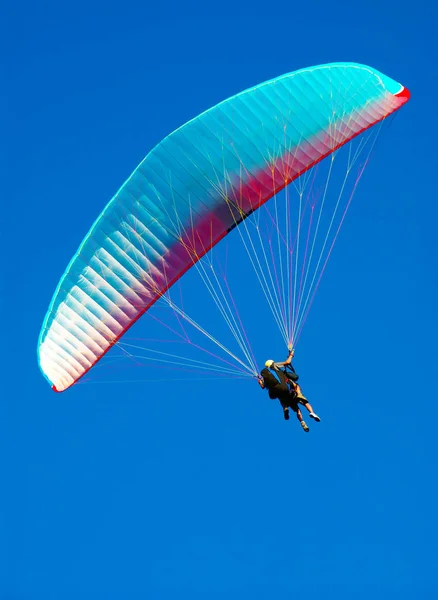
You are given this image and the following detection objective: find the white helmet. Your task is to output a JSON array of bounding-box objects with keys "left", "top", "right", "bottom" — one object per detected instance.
[{"left": 265, "top": 359, "right": 274, "bottom": 368}]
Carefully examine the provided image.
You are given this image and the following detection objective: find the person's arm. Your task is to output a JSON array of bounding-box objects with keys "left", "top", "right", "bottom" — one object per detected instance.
[
  {"left": 273, "top": 349, "right": 294, "bottom": 368},
  {"left": 257, "top": 377, "right": 265, "bottom": 389}
]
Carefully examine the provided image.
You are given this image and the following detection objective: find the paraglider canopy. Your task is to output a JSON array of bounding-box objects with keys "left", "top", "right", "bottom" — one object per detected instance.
[{"left": 37, "top": 62, "right": 410, "bottom": 392}]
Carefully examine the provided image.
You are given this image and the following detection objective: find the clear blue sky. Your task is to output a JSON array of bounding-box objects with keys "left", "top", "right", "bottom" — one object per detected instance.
[{"left": 4, "top": 1, "right": 438, "bottom": 598}]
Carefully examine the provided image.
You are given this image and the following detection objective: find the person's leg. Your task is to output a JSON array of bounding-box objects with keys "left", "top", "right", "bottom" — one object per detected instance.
[
  {"left": 302, "top": 402, "right": 320, "bottom": 422},
  {"left": 295, "top": 407, "right": 309, "bottom": 432},
  {"left": 294, "top": 383, "right": 308, "bottom": 403},
  {"left": 280, "top": 398, "right": 290, "bottom": 420}
]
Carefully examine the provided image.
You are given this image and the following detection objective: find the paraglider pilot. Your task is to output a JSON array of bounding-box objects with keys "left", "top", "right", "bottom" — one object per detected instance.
[{"left": 258, "top": 349, "right": 320, "bottom": 432}]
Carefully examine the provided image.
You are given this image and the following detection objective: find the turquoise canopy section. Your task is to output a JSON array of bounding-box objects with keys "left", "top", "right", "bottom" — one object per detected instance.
[{"left": 38, "top": 62, "right": 410, "bottom": 392}]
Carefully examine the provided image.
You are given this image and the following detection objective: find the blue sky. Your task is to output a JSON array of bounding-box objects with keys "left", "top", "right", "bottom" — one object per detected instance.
[{"left": 4, "top": 1, "right": 438, "bottom": 598}]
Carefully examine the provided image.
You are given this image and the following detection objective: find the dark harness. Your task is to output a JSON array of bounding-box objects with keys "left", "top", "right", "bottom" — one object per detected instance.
[{"left": 260, "top": 367, "right": 297, "bottom": 401}]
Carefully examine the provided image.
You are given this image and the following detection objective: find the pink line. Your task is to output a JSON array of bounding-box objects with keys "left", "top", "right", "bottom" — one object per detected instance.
[
  {"left": 268, "top": 238, "right": 288, "bottom": 326},
  {"left": 295, "top": 162, "right": 368, "bottom": 343},
  {"left": 222, "top": 275, "right": 258, "bottom": 370}
]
